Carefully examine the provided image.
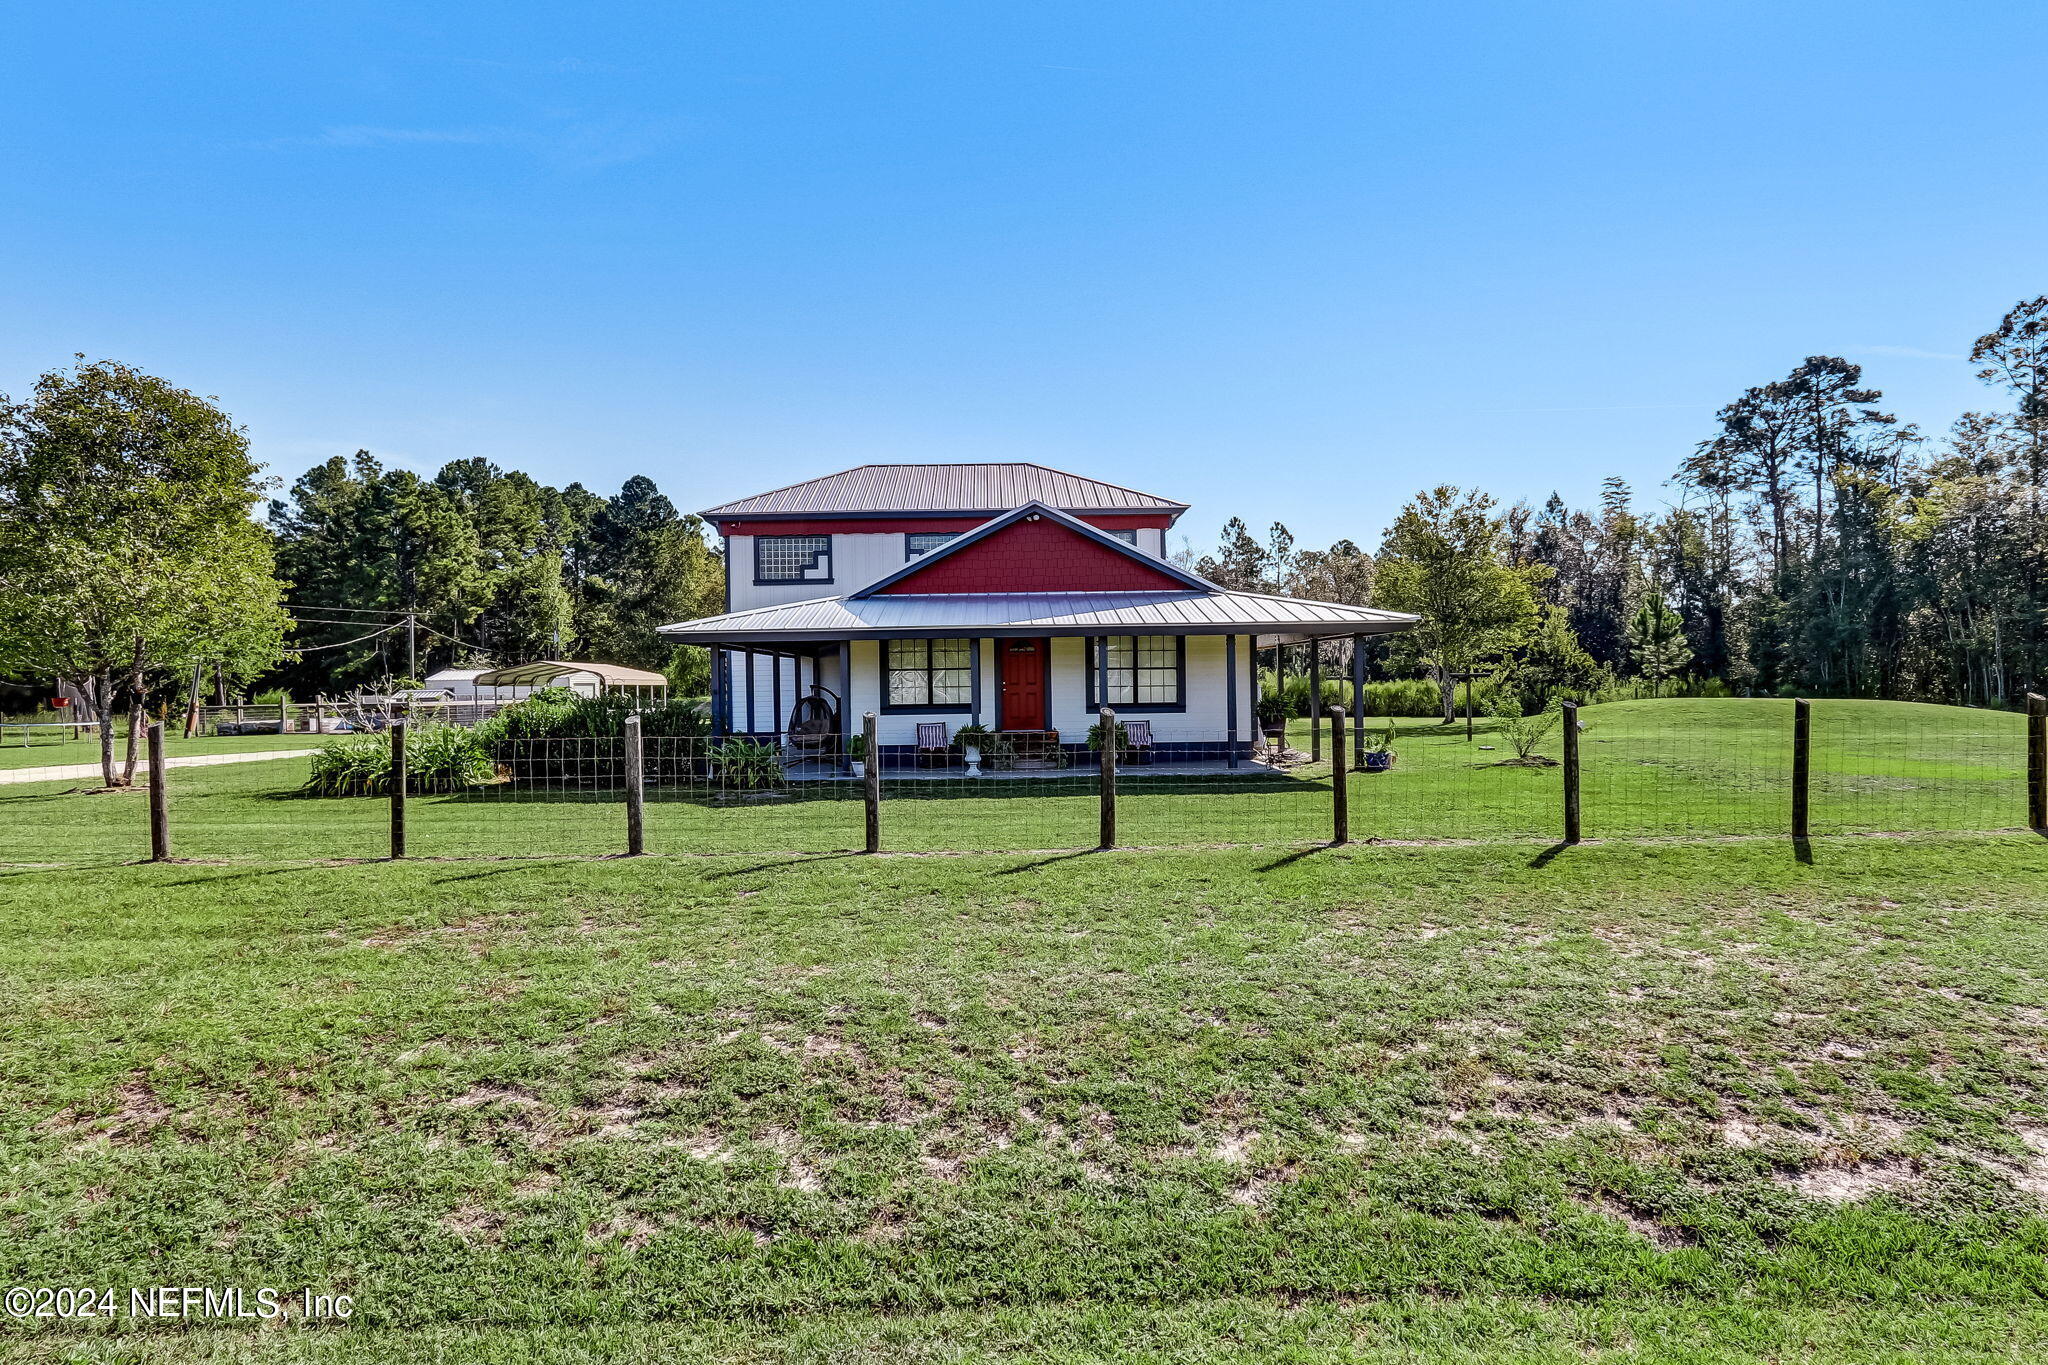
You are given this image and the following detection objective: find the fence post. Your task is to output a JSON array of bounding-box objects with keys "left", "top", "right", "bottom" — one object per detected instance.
[
  {"left": 1098, "top": 706, "right": 1118, "bottom": 849},
  {"left": 1562, "top": 702, "right": 1581, "bottom": 845},
  {"left": 147, "top": 722, "right": 170, "bottom": 862},
  {"left": 2029, "top": 693, "right": 2046, "bottom": 831},
  {"left": 389, "top": 721, "right": 408, "bottom": 859},
  {"left": 624, "top": 714, "right": 646, "bottom": 855},
  {"left": 1329, "top": 705, "right": 1348, "bottom": 845},
  {"left": 1791, "top": 699, "right": 1811, "bottom": 840},
  {"left": 281, "top": 696, "right": 292, "bottom": 734},
  {"left": 863, "top": 712, "right": 880, "bottom": 854}
]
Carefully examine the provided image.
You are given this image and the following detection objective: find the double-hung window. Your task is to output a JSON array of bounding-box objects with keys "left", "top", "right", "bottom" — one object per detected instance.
[
  {"left": 754, "top": 534, "right": 832, "bottom": 585},
  {"left": 886, "top": 639, "right": 972, "bottom": 709},
  {"left": 1089, "top": 635, "right": 1183, "bottom": 709}
]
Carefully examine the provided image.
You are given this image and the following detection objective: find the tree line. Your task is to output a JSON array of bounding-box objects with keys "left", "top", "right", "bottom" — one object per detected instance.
[
  {"left": 267, "top": 452, "right": 723, "bottom": 695},
  {"left": 3, "top": 292, "right": 2042, "bottom": 781},
  {"left": 1179, "top": 295, "right": 2048, "bottom": 720}
]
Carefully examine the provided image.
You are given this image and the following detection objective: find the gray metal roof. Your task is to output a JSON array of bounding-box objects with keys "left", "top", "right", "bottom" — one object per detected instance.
[
  {"left": 472, "top": 660, "right": 669, "bottom": 686},
  {"left": 701, "top": 463, "right": 1189, "bottom": 519},
  {"left": 658, "top": 591, "right": 1417, "bottom": 643}
]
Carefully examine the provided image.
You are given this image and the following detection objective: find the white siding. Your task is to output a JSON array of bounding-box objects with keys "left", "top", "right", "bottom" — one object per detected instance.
[{"left": 729, "top": 533, "right": 910, "bottom": 610}]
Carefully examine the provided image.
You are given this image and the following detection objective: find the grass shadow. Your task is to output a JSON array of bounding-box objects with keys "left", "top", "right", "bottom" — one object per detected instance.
[
  {"left": 995, "top": 849, "right": 1103, "bottom": 874},
  {"left": 705, "top": 852, "right": 866, "bottom": 879}
]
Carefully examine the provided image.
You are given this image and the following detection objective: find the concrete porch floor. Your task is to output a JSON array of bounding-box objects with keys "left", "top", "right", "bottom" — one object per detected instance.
[{"left": 778, "top": 757, "right": 1297, "bottom": 781}]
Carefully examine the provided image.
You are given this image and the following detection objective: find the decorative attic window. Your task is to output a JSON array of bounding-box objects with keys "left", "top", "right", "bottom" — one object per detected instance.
[
  {"left": 754, "top": 534, "right": 832, "bottom": 585},
  {"left": 905, "top": 532, "right": 957, "bottom": 559}
]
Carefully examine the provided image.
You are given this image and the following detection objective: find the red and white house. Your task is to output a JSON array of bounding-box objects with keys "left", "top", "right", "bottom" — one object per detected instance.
[{"left": 661, "top": 463, "right": 1415, "bottom": 767}]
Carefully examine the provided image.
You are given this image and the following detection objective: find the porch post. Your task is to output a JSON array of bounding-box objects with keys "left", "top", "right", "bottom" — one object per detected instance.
[
  {"left": 1274, "top": 643, "right": 1287, "bottom": 748},
  {"left": 1351, "top": 635, "right": 1367, "bottom": 767},
  {"left": 970, "top": 639, "right": 983, "bottom": 727},
  {"left": 744, "top": 650, "right": 757, "bottom": 736},
  {"left": 771, "top": 651, "right": 783, "bottom": 741},
  {"left": 1095, "top": 636, "right": 1108, "bottom": 711},
  {"left": 711, "top": 648, "right": 729, "bottom": 738},
  {"left": 1225, "top": 634, "right": 1240, "bottom": 770},
  {"left": 838, "top": 641, "right": 853, "bottom": 769},
  {"left": 1310, "top": 644, "right": 1323, "bottom": 763}
]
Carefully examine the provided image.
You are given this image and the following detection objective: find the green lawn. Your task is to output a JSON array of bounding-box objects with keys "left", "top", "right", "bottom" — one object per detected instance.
[
  {"left": 4, "top": 839, "right": 2048, "bottom": 1361},
  {"left": 0, "top": 700, "right": 2029, "bottom": 864}
]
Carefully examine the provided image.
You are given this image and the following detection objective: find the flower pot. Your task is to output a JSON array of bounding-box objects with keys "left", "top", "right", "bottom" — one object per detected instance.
[
  {"left": 1363, "top": 750, "right": 1395, "bottom": 773},
  {"left": 962, "top": 744, "right": 982, "bottom": 777}
]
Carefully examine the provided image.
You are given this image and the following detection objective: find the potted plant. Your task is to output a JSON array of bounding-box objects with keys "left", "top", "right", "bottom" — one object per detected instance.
[
  {"left": 1362, "top": 719, "right": 1398, "bottom": 772},
  {"left": 1255, "top": 691, "right": 1288, "bottom": 741},
  {"left": 847, "top": 734, "right": 868, "bottom": 777},
  {"left": 1084, "top": 719, "right": 1129, "bottom": 756},
  {"left": 953, "top": 724, "right": 997, "bottom": 777}
]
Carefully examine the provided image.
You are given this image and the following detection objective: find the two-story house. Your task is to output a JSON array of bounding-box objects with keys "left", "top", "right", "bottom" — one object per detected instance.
[{"left": 660, "top": 462, "right": 1415, "bottom": 766}]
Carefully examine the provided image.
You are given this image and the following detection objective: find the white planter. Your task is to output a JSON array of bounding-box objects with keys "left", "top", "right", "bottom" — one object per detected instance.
[
  {"left": 850, "top": 760, "right": 866, "bottom": 778},
  {"left": 962, "top": 744, "right": 982, "bottom": 777}
]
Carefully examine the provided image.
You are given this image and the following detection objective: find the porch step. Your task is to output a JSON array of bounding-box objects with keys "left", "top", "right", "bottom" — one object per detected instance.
[{"left": 998, "top": 729, "right": 1064, "bottom": 770}]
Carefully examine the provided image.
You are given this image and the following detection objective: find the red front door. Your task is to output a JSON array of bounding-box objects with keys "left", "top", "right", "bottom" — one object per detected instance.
[{"left": 999, "top": 638, "right": 1049, "bottom": 730}]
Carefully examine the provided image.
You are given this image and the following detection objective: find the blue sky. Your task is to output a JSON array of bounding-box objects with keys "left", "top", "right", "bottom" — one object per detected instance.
[{"left": 5, "top": 2, "right": 2044, "bottom": 551}]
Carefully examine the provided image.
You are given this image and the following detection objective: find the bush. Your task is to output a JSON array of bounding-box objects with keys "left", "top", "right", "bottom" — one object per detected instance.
[
  {"left": 709, "top": 739, "right": 782, "bottom": 791},
  {"left": 476, "top": 688, "right": 711, "bottom": 786},
  {"left": 303, "top": 725, "right": 493, "bottom": 797}
]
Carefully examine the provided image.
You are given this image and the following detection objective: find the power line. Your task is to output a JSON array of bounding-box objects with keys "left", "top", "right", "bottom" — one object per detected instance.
[{"left": 287, "top": 624, "right": 402, "bottom": 653}]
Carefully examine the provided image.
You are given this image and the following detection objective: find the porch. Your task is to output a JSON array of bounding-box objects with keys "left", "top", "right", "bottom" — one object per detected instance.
[{"left": 773, "top": 750, "right": 1299, "bottom": 781}]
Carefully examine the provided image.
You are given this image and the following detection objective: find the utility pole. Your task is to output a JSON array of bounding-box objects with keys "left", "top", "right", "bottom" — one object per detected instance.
[{"left": 405, "top": 611, "right": 418, "bottom": 682}]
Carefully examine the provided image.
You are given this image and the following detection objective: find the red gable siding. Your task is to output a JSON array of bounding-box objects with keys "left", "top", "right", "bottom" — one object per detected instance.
[{"left": 873, "top": 517, "right": 1188, "bottom": 595}]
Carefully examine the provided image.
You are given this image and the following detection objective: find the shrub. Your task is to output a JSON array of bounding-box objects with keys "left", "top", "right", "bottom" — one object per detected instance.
[
  {"left": 1486, "top": 695, "right": 1563, "bottom": 765},
  {"left": 477, "top": 688, "right": 711, "bottom": 786},
  {"left": 710, "top": 739, "right": 782, "bottom": 791},
  {"left": 302, "top": 725, "right": 494, "bottom": 797}
]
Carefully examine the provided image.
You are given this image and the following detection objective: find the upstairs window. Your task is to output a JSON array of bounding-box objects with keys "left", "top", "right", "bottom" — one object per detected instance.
[
  {"left": 1087, "top": 635, "right": 1184, "bottom": 710},
  {"left": 1106, "top": 529, "right": 1139, "bottom": 546},
  {"left": 754, "top": 534, "right": 832, "bottom": 585},
  {"left": 905, "top": 532, "right": 958, "bottom": 559},
  {"left": 886, "top": 638, "right": 972, "bottom": 709}
]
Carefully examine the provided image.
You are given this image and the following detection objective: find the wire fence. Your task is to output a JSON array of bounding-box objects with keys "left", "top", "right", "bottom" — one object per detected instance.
[{"left": 2, "top": 698, "right": 2041, "bottom": 865}]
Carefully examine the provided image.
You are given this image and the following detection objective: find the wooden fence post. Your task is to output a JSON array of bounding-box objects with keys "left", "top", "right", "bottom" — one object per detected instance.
[
  {"left": 389, "top": 721, "right": 408, "bottom": 859},
  {"left": 863, "top": 712, "right": 881, "bottom": 854},
  {"left": 1562, "top": 702, "right": 1581, "bottom": 845},
  {"left": 147, "top": 722, "right": 171, "bottom": 862},
  {"left": 1098, "top": 706, "right": 1118, "bottom": 849},
  {"left": 1791, "top": 699, "right": 1811, "bottom": 840},
  {"left": 1329, "top": 706, "right": 1348, "bottom": 845},
  {"left": 2028, "top": 693, "right": 2046, "bottom": 831},
  {"left": 624, "top": 714, "right": 646, "bottom": 855}
]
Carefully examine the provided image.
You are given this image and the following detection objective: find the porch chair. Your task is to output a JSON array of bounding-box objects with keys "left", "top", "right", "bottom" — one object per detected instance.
[
  {"left": 1121, "top": 718, "right": 1156, "bottom": 765},
  {"left": 915, "top": 722, "right": 952, "bottom": 770}
]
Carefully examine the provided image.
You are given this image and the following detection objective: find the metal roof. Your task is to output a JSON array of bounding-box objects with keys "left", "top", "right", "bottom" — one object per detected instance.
[
  {"left": 701, "top": 463, "right": 1189, "bottom": 519},
  {"left": 658, "top": 592, "right": 1417, "bottom": 644},
  {"left": 471, "top": 660, "right": 670, "bottom": 687}
]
